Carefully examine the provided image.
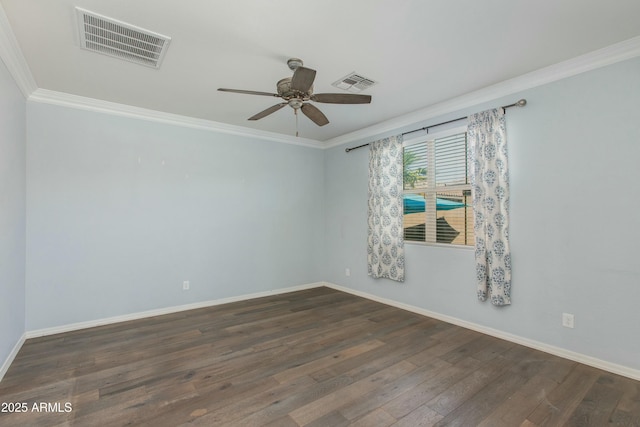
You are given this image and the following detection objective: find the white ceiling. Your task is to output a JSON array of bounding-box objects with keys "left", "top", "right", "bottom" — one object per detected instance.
[{"left": 3, "top": 0, "right": 640, "bottom": 142}]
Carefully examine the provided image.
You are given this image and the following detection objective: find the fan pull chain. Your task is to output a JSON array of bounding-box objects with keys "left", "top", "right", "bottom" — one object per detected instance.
[{"left": 295, "top": 108, "right": 299, "bottom": 137}]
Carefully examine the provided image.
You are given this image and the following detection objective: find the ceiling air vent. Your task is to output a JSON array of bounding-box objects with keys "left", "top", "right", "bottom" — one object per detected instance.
[
  {"left": 75, "top": 7, "right": 171, "bottom": 68},
  {"left": 332, "top": 72, "right": 377, "bottom": 93}
]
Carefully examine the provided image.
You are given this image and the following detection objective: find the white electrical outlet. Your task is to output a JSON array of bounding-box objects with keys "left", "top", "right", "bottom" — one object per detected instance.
[
  {"left": 562, "top": 313, "right": 574, "bottom": 328},
  {"left": 183, "top": 280, "right": 190, "bottom": 291},
  {"left": 345, "top": 268, "right": 351, "bottom": 277}
]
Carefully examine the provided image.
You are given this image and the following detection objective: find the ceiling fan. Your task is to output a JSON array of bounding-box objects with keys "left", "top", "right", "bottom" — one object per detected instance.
[{"left": 218, "top": 58, "right": 372, "bottom": 135}]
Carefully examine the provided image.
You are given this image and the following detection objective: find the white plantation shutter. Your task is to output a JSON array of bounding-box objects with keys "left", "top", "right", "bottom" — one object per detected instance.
[
  {"left": 403, "top": 131, "right": 474, "bottom": 246},
  {"left": 436, "top": 133, "right": 468, "bottom": 186}
]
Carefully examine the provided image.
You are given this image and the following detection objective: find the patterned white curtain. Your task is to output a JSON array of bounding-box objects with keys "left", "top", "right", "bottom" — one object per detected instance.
[
  {"left": 468, "top": 109, "right": 512, "bottom": 305},
  {"left": 367, "top": 135, "right": 405, "bottom": 282}
]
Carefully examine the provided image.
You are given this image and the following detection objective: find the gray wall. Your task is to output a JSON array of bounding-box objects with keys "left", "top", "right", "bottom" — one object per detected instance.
[
  {"left": 25, "top": 103, "right": 325, "bottom": 330},
  {"left": 5, "top": 54, "right": 639, "bottom": 376},
  {"left": 324, "top": 57, "right": 640, "bottom": 371},
  {"left": 0, "top": 59, "right": 26, "bottom": 365}
]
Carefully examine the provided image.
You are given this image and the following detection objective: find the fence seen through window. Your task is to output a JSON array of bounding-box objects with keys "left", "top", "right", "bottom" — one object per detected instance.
[{"left": 403, "top": 131, "right": 474, "bottom": 246}]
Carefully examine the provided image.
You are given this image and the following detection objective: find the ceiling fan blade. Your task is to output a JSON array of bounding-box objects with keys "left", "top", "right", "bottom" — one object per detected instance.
[
  {"left": 300, "top": 103, "right": 329, "bottom": 126},
  {"left": 218, "top": 88, "right": 279, "bottom": 97},
  {"left": 291, "top": 66, "right": 316, "bottom": 92},
  {"left": 311, "top": 93, "right": 372, "bottom": 104},
  {"left": 248, "top": 103, "right": 287, "bottom": 121}
]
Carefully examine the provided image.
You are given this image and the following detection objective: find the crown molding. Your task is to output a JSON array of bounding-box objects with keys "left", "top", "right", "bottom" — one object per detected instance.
[
  {"left": 1, "top": 1, "right": 317, "bottom": 148},
  {"left": 0, "top": 4, "right": 37, "bottom": 98},
  {"left": 6, "top": 0, "right": 640, "bottom": 152},
  {"left": 324, "top": 35, "right": 640, "bottom": 148},
  {"left": 29, "top": 88, "right": 324, "bottom": 149}
]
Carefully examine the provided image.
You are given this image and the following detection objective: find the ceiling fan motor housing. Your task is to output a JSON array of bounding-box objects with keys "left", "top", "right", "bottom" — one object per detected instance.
[{"left": 277, "top": 77, "right": 312, "bottom": 101}]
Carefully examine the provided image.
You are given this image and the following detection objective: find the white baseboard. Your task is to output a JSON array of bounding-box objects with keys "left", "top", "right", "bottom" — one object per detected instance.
[
  {"left": 13, "top": 280, "right": 640, "bottom": 382},
  {"left": 0, "top": 333, "right": 26, "bottom": 382},
  {"left": 321, "top": 281, "right": 640, "bottom": 381},
  {"left": 25, "top": 282, "right": 323, "bottom": 339}
]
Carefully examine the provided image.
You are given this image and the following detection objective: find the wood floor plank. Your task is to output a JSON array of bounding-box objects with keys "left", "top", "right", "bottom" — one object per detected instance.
[
  {"left": 525, "top": 364, "right": 601, "bottom": 426},
  {"left": 382, "top": 357, "right": 483, "bottom": 419},
  {"left": 392, "top": 404, "right": 443, "bottom": 426},
  {"left": 439, "top": 334, "right": 496, "bottom": 365},
  {"left": 350, "top": 408, "right": 397, "bottom": 427},
  {"left": 477, "top": 374, "right": 559, "bottom": 427},
  {"left": 607, "top": 372, "right": 640, "bottom": 417},
  {"left": 308, "top": 332, "right": 437, "bottom": 384},
  {"left": 338, "top": 357, "right": 451, "bottom": 421},
  {"left": 470, "top": 335, "right": 517, "bottom": 362},
  {"left": 1, "top": 287, "right": 638, "bottom": 427},
  {"left": 432, "top": 370, "right": 529, "bottom": 426},
  {"left": 260, "top": 414, "right": 300, "bottom": 427},
  {"left": 406, "top": 328, "right": 478, "bottom": 366},
  {"left": 427, "top": 355, "right": 515, "bottom": 417},
  {"left": 272, "top": 339, "right": 386, "bottom": 384},
  {"left": 565, "top": 381, "right": 624, "bottom": 426},
  {"left": 289, "top": 360, "right": 417, "bottom": 425},
  {"left": 179, "top": 375, "right": 318, "bottom": 426},
  {"left": 305, "top": 410, "right": 351, "bottom": 427},
  {"left": 233, "top": 373, "right": 354, "bottom": 425}
]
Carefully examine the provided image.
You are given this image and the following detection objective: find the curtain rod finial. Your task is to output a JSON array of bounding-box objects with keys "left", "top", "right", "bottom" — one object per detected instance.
[{"left": 516, "top": 99, "right": 527, "bottom": 107}]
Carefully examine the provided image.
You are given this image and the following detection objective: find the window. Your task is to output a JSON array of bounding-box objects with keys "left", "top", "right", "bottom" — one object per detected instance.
[{"left": 403, "top": 128, "right": 474, "bottom": 246}]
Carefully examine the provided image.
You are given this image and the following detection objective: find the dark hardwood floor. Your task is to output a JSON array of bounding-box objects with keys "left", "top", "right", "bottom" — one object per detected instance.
[{"left": 1, "top": 287, "right": 639, "bottom": 426}]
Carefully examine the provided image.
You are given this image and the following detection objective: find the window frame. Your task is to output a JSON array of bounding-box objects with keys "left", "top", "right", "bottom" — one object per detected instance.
[{"left": 402, "top": 125, "right": 474, "bottom": 249}]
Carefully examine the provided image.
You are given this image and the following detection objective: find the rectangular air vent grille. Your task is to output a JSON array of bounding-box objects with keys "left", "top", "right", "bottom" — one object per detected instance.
[
  {"left": 76, "top": 7, "right": 171, "bottom": 68},
  {"left": 332, "top": 72, "right": 377, "bottom": 93}
]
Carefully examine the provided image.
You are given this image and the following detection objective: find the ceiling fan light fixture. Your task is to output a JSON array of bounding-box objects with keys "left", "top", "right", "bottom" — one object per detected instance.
[{"left": 288, "top": 99, "right": 303, "bottom": 109}]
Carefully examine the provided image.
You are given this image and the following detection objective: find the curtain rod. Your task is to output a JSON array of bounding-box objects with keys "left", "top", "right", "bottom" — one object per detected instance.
[{"left": 344, "top": 99, "right": 527, "bottom": 153}]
